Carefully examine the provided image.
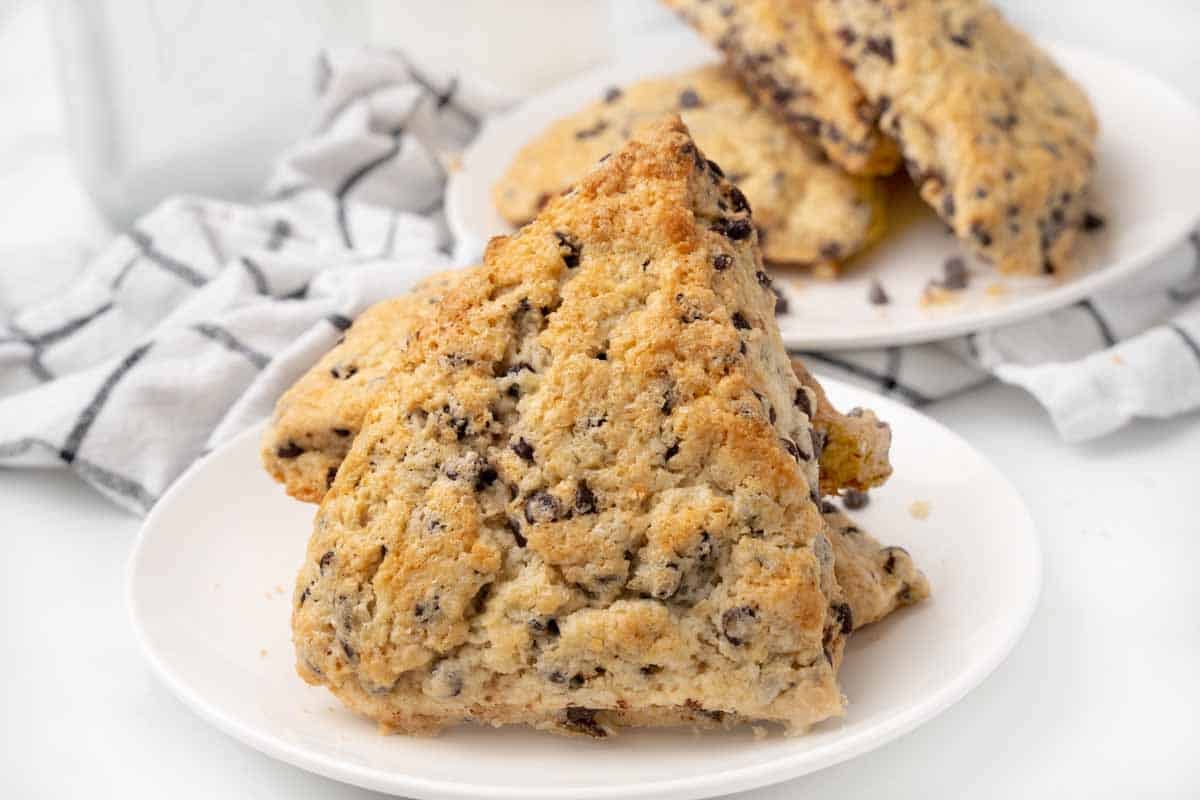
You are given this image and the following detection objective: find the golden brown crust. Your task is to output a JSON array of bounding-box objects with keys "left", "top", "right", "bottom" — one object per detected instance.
[
  {"left": 292, "top": 118, "right": 850, "bottom": 737},
  {"left": 663, "top": 0, "right": 900, "bottom": 176},
  {"left": 792, "top": 357, "right": 893, "bottom": 495},
  {"left": 814, "top": 0, "right": 1097, "bottom": 274},
  {"left": 493, "top": 65, "right": 886, "bottom": 270}
]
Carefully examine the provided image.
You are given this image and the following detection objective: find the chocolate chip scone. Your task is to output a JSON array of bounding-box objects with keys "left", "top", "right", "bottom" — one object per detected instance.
[
  {"left": 822, "top": 505, "right": 929, "bottom": 630},
  {"left": 814, "top": 0, "right": 1098, "bottom": 275},
  {"left": 293, "top": 118, "right": 854, "bottom": 737},
  {"left": 663, "top": 0, "right": 900, "bottom": 176},
  {"left": 791, "top": 358, "right": 892, "bottom": 495},
  {"left": 261, "top": 270, "right": 469, "bottom": 502},
  {"left": 494, "top": 65, "right": 885, "bottom": 271}
]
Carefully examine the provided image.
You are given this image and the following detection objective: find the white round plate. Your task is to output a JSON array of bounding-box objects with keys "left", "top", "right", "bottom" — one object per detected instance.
[
  {"left": 447, "top": 33, "right": 1200, "bottom": 350},
  {"left": 129, "top": 378, "right": 1041, "bottom": 800}
]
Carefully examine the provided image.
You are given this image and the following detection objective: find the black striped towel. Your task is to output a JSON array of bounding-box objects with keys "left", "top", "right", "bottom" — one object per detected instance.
[{"left": 1, "top": 49, "right": 1198, "bottom": 514}]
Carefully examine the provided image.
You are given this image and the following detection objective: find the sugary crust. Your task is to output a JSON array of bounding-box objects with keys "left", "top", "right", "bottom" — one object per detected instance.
[
  {"left": 292, "top": 118, "right": 852, "bottom": 737},
  {"left": 792, "top": 358, "right": 892, "bottom": 495},
  {"left": 814, "top": 0, "right": 1098, "bottom": 274},
  {"left": 663, "top": 0, "right": 900, "bottom": 176},
  {"left": 493, "top": 65, "right": 886, "bottom": 269},
  {"left": 260, "top": 271, "right": 468, "bottom": 502}
]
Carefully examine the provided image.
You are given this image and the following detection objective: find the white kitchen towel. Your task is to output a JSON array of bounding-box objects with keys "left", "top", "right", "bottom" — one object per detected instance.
[{"left": 1, "top": 48, "right": 1199, "bottom": 515}]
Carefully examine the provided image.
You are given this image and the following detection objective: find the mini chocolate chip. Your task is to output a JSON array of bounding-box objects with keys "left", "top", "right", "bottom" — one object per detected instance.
[
  {"left": 819, "top": 241, "right": 843, "bottom": 260},
  {"left": 506, "top": 361, "right": 533, "bottom": 375},
  {"left": 713, "top": 253, "right": 733, "bottom": 270},
  {"left": 679, "top": 88, "right": 702, "bottom": 108},
  {"left": 511, "top": 437, "right": 535, "bottom": 461},
  {"left": 569, "top": 673, "right": 586, "bottom": 689},
  {"left": 524, "top": 491, "right": 562, "bottom": 524},
  {"left": 868, "top": 280, "right": 890, "bottom": 305},
  {"left": 603, "top": 86, "right": 622, "bottom": 103},
  {"left": 842, "top": 488, "right": 870, "bottom": 510},
  {"left": 970, "top": 222, "right": 993, "bottom": 247},
  {"left": 941, "top": 193, "right": 956, "bottom": 219},
  {"left": 711, "top": 217, "right": 753, "bottom": 240},
  {"left": 548, "top": 671, "right": 566, "bottom": 684},
  {"left": 706, "top": 158, "right": 724, "bottom": 178},
  {"left": 330, "top": 365, "right": 358, "bottom": 380},
  {"left": 794, "top": 387, "right": 812, "bottom": 417},
  {"left": 664, "top": 440, "right": 680, "bottom": 461},
  {"left": 731, "top": 311, "right": 751, "bottom": 330},
  {"left": 575, "top": 480, "right": 598, "bottom": 515},
  {"left": 555, "top": 231, "right": 582, "bottom": 268},
  {"left": 729, "top": 186, "right": 751, "bottom": 213},
  {"left": 780, "top": 437, "right": 802, "bottom": 462},
  {"left": 414, "top": 596, "right": 440, "bottom": 622},
  {"left": 836, "top": 26, "right": 857, "bottom": 45},
  {"left": 811, "top": 428, "right": 826, "bottom": 459},
  {"left": 820, "top": 499, "right": 837, "bottom": 514},
  {"left": 832, "top": 602, "right": 854, "bottom": 634},
  {"left": 341, "top": 640, "right": 356, "bottom": 661},
  {"left": 574, "top": 120, "right": 608, "bottom": 140},
  {"left": 865, "top": 36, "right": 895, "bottom": 64},
  {"left": 640, "top": 664, "right": 662, "bottom": 676},
  {"left": 475, "top": 466, "right": 498, "bottom": 491},
  {"left": 1082, "top": 211, "right": 1106, "bottom": 232},
  {"left": 319, "top": 550, "right": 334, "bottom": 570},
  {"left": 942, "top": 256, "right": 969, "bottom": 290},
  {"left": 326, "top": 467, "right": 337, "bottom": 488},
  {"left": 950, "top": 32, "right": 971, "bottom": 48},
  {"left": 276, "top": 440, "right": 304, "bottom": 459},
  {"left": 721, "top": 605, "right": 757, "bottom": 646},
  {"left": 756, "top": 270, "right": 773, "bottom": 288},
  {"left": 506, "top": 517, "right": 526, "bottom": 547},
  {"left": 772, "top": 286, "right": 789, "bottom": 315},
  {"left": 564, "top": 706, "right": 606, "bottom": 737},
  {"left": 332, "top": 428, "right": 352, "bottom": 437},
  {"left": 529, "top": 616, "right": 560, "bottom": 636},
  {"left": 881, "top": 545, "right": 910, "bottom": 574}
]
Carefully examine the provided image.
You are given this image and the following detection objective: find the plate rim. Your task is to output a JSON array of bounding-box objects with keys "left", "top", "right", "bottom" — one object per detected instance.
[
  {"left": 127, "top": 378, "right": 1042, "bottom": 800},
  {"left": 446, "top": 38, "right": 1200, "bottom": 351}
]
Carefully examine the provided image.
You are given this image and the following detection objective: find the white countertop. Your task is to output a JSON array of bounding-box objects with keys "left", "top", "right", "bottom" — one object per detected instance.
[{"left": 3, "top": 1, "right": 1200, "bottom": 797}]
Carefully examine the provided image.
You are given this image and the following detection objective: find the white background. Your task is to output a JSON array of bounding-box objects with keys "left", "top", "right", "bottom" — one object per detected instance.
[{"left": 2, "top": 1, "right": 1200, "bottom": 797}]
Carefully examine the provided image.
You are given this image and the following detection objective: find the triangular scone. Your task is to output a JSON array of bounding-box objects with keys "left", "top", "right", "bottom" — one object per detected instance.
[
  {"left": 813, "top": 0, "right": 1097, "bottom": 274},
  {"left": 493, "top": 65, "right": 886, "bottom": 270},
  {"left": 292, "top": 118, "right": 852, "bottom": 737},
  {"left": 822, "top": 506, "right": 930, "bottom": 630},
  {"left": 663, "top": 0, "right": 900, "bottom": 177},
  {"left": 262, "top": 270, "right": 469, "bottom": 502}
]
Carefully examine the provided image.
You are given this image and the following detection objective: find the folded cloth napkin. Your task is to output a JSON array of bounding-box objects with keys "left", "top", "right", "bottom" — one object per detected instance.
[{"left": 1, "top": 49, "right": 1198, "bottom": 514}]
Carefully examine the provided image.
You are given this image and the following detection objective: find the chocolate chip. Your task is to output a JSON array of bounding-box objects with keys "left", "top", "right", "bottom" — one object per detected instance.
[
  {"left": 506, "top": 517, "right": 526, "bottom": 547},
  {"left": 664, "top": 440, "right": 680, "bottom": 461},
  {"left": 835, "top": 26, "right": 857, "bottom": 46},
  {"left": 941, "top": 193, "right": 956, "bottom": 219},
  {"left": 511, "top": 437, "right": 535, "bottom": 462},
  {"left": 603, "top": 86, "right": 622, "bottom": 103},
  {"left": 332, "top": 428, "right": 351, "bottom": 437},
  {"left": 341, "top": 640, "right": 356, "bottom": 661},
  {"left": 721, "top": 605, "right": 757, "bottom": 646},
  {"left": 819, "top": 500, "right": 837, "bottom": 515},
  {"left": 414, "top": 595, "right": 440, "bottom": 622},
  {"left": 794, "top": 387, "right": 812, "bottom": 417},
  {"left": 319, "top": 550, "right": 334, "bottom": 571},
  {"left": 575, "top": 480, "right": 598, "bottom": 515},
  {"left": 564, "top": 707, "right": 606, "bottom": 737},
  {"left": 950, "top": 32, "right": 971, "bottom": 48},
  {"left": 706, "top": 158, "right": 724, "bottom": 178},
  {"left": 810, "top": 428, "right": 826, "bottom": 460},
  {"left": 524, "top": 491, "right": 562, "bottom": 524},
  {"left": 832, "top": 602, "right": 854, "bottom": 634},
  {"left": 842, "top": 488, "right": 870, "bottom": 510},
  {"left": 555, "top": 231, "right": 582, "bottom": 268},
  {"left": 970, "top": 222, "right": 993, "bottom": 248},
  {"left": 755, "top": 270, "right": 773, "bottom": 288},
  {"left": 942, "top": 256, "right": 969, "bottom": 290},
  {"left": 506, "top": 361, "right": 533, "bottom": 376},
  {"left": 713, "top": 253, "right": 733, "bottom": 270},
  {"left": 298, "top": 586, "right": 310, "bottom": 607},
  {"left": 711, "top": 217, "right": 753, "bottom": 240},
  {"left": 325, "top": 467, "right": 337, "bottom": 488},
  {"left": 529, "top": 616, "right": 560, "bottom": 636},
  {"left": 1082, "top": 211, "right": 1106, "bottom": 232},
  {"left": 788, "top": 113, "right": 821, "bottom": 137},
  {"left": 868, "top": 280, "right": 890, "bottom": 305},
  {"left": 780, "top": 437, "right": 803, "bottom": 462},
  {"left": 881, "top": 546, "right": 910, "bottom": 574},
  {"left": 329, "top": 365, "right": 358, "bottom": 380},
  {"left": 819, "top": 241, "right": 843, "bottom": 260},
  {"left": 475, "top": 465, "right": 498, "bottom": 491},
  {"left": 640, "top": 664, "right": 662, "bottom": 676},
  {"left": 595, "top": 351, "right": 607, "bottom": 360},
  {"left": 679, "top": 88, "right": 702, "bottom": 109},
  {"left": 574, "top": 120, "right": 608, "bottom": 140},
  {"left": 731, "top": 312, "right": 751, "bottom": 330},
  {"left": 569, "top": 673, "right": 586, "bottom": 689},
  {"left": 772, "top": 286, "right": 789, "bottom": 315},
  {"left": 864, "top": 36, "right": 895, "bottom": 64},
  {"left": 276, "top": 440, "right": 304, "bottom": 459},
  {"left": 729, "top": 186, "right": 751, "bottom": 213}
]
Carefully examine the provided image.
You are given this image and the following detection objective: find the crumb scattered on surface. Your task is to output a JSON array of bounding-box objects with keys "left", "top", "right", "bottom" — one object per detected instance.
[
  {"left": 920, "top": 286, "right": 957, "bottom": 307},
  {"left": 985, "top": 282, "right": 1008, "bottom": 298},
  {"left": 813, "top": 263, "right": 838, "bottom": 281},
  {"left": 260, "top": 649, "right": 268, "bottom": 658},
  {"left": 909, "top": 500, "right": 932, "bottom": 520},
  {"left": 1112, "top": 354, "right": 1125, "bottom": 365}
]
